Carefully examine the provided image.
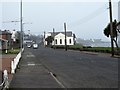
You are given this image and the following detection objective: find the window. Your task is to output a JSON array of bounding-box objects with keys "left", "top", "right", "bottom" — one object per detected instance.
[
  {"left": 69, "top": 39, "right": 71, "bottom": 44},
  {"left": 60, "top": 39, "right": 62, "bottom": 44},
  {"left": 55, "top": 39, "right": 57, "bottom": 44}
]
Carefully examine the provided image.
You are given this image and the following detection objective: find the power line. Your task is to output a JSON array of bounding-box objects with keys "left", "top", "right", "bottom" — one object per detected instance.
[
  {"left": 69, "top": 3, "right": 109, "bottom": 28},
  {"left": 56, "top": 3, "right": 109, "bottom": 30}
]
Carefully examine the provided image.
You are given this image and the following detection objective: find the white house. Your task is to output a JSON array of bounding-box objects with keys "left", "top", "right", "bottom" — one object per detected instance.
[{"left": 44, "top": 31, "right": 76, "bottom": 46}]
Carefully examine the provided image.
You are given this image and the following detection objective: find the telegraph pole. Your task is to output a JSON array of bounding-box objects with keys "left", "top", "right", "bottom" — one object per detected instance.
[
  {"left": 20, "top": 0, "right": 23, "bottom": 50},
  {"left": 109, "top": 0, "right": 114, "bottom": 56},
  {"left": 64, "top": 22, "right": 67, "bottom": 51},
  {"left": 44, "top": 31, "right": 46, "bottom": 47},
  {"left": 53, "top": 28, "right": 55, "bottom": 49}
]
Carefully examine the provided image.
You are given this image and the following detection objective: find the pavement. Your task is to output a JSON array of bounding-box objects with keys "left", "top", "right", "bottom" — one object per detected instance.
[
  {"left": 9, "top": 48, "right": 61, "bottom": 89},
  {"left": 2, "top": 54, "right": 17, "bottom": 81},
  {"left": 0, "top": 54, "right": 17, "bottom": 90},
  {"left": 82, "top": 51, "right": 120, "bottom": 58}
]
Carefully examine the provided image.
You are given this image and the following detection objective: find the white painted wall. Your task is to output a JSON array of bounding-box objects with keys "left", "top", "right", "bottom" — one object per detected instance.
[
  {"left": 67, "top": 37, "right": 74, "bottom": 45},
  {"left": 54, "top": 33, "right": 65, "bottom": 45},
  {"left": 53, "top": 33, "right": 74, "bottom": 45}
]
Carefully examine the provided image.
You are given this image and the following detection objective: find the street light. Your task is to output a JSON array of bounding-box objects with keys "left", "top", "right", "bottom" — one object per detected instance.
[
  {"left": 109, "top": 0, "right": 114, "bottom": 56},
  {"left": 20, "top": 0, "right": 23, "bottom": 50}
]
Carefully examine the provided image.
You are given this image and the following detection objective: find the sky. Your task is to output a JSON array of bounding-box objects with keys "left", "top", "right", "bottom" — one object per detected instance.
[{"left": 1, "top": 0, "right": 120, "bottom": 41}]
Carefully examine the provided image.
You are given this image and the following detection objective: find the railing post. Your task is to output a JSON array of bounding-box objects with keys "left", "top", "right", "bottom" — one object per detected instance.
[
  {"left": 3, "top": 70, "right": 9, "bottom": 89},
  {"left": 11, "top": 61, "right": 15, "bottom": 74},
  {"left": 0, "top": 70, "right": 9, "bottom": 89}
]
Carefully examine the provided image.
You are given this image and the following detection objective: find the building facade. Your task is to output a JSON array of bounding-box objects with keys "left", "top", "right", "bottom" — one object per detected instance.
[
  {"left": 0, "top": 30, "right": 12, "bottom": 50},
  {"left": 44, "top": 31, "right": 76, "bottom": 46}
]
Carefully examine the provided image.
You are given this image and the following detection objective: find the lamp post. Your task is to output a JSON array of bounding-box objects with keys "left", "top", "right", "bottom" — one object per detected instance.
[
  {"left": 20, "top": 0, "right": 23, "bottom": 51},
  {"left": 109, "top": 0, "right": 114, "bottom": 56},
  {"left": 53, "top": 28, "right": 55, "bottom": 49},
  {"left": 64, "top": 22, "right": 67, "bottom": 51}
]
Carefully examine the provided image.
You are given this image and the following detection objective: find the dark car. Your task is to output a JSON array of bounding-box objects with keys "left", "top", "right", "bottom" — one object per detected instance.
[{"left": 27, "top": 44, "right": 32, "bottom": 48}]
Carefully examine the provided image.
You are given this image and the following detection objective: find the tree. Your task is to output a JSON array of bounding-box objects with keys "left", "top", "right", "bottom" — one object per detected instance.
[
  {"left": 104, "top": 19, "right": 120, "bottom": 50},
  {"left": 45, "top": 36, "right": 54, "bottom": 46}
]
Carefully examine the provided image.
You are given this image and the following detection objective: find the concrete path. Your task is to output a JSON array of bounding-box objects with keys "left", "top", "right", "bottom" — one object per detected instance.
[{"left": 9, "top": 49, "right": 61, "bottom": 89}]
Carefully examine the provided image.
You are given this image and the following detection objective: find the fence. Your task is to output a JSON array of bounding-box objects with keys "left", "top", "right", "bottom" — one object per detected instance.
[
  {"left": 0, "top": 48, "right": 24, "bottom": 90},
  {"left": 11, "top": 48, "right": 24, "bottom": 74},
  {"left": 0, "top": 70, "right": 9, "bottom": 90}
]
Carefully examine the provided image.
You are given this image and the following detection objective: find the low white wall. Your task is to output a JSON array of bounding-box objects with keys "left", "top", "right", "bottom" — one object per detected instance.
[{"left": 11, "top": 48, "right": 24, "bottom": 74}]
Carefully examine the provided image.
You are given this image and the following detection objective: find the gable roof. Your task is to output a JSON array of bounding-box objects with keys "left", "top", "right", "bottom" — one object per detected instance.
[{"left": 49, "top": 31, "right": 73, "bottom": 37}]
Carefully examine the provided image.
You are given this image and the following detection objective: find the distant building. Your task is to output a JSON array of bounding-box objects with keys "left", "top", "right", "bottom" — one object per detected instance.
[
  {"left": 24, "top": 34, "right": 33, "bottom": 44},
  {"left": 11, "top": 29, "right": 17, "bottom": 42},
  {"left": 0, "top": 30, "right": 12, "bottom": 50},
  {"left": 44, "top": 31, "right": 76, "bottom": 46}
]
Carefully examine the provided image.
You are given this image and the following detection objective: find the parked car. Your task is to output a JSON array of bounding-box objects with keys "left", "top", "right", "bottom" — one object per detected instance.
[{"left": 33, "top": 43, "right": 38, "bottom": 49}]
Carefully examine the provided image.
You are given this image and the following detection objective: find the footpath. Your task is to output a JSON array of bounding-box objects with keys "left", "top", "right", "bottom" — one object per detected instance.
[
  {"left": 0, "top": 54, "right": 17, "bottom": 89},
  {"left": 2, "top": 54, "right": 17, "bottom": 81},
  {"left": 9, "top": 49, "right": 61, "bottom": 89}
]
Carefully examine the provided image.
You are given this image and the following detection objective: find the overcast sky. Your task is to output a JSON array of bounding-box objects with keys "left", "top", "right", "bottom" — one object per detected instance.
[{"left": 1, "top": 0, "right": 120, "bottom": 41}]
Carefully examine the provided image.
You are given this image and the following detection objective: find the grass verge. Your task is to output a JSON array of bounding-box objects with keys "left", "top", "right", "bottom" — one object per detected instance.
[
  {"left": 51, "top": 45, "right": 120, "bottom": 55},
  {"left": 2, "top": 49, "right": 20, "bottom": 54}
]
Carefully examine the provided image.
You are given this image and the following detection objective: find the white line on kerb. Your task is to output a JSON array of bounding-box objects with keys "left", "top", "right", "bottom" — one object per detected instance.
[{"left": 49, "top": 72, "right": 65, "bottom": 88}]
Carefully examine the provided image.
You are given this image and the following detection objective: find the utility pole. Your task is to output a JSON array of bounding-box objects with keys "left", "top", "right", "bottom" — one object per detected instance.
[
  {"left": 44, "top": 31, "right": 46, "bottom": 47},
  {"left": 109, "top": 0, "right": 114, "bottom": 56},
  {"left": 64, "top": 22, "right": 67, "bottom": 51},
  {"left": 53, "top": 28, "right": 55, "bottom": 49},
  {"left": 20, "top": 0, "right": 23, "bottom": 50}
]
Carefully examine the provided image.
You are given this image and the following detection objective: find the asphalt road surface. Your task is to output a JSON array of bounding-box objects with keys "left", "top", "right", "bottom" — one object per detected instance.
[{"left": 10, "top": 45, "right": 118, "bottom": 88}]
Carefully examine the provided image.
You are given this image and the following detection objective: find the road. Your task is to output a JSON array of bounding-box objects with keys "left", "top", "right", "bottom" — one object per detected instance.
[{"left": 10, "top": 45, "right": 118, "bottom": 88}]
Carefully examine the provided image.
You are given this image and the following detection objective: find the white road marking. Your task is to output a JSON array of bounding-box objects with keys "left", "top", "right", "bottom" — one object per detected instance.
[
  {"left": 26, "top": 55, "right": 35, "bottom": 57},
  {"left": 21, "top": 64, "right": 42, "bottom": 67},
  {"left": 28, "top": 63, "right": 35, "bottom": 66},
  {"left": 49, "top": 72, "right": 65, "bottom": 88},
  {"left": 26, "top": 52, "right": 35, "bottom": 57}
]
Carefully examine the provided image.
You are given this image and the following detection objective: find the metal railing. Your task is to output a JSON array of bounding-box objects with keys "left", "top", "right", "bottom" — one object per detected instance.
[
  {"left": 0, "top": 48, "right": 24, "bottom": 90},
  {"left": 0, "top": 70, "right": 9, "bottom": 90}
]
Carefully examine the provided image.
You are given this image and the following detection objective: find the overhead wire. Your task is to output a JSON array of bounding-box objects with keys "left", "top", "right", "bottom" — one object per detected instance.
[
  {"left": 56, "top": 2, "right": 118, "bottom": 30},
  {"left": 73, "top": 2, "right": 118, "bottom": 27},
  {"left": 68, "top": 3, "right": 109, "bottom": 28}
]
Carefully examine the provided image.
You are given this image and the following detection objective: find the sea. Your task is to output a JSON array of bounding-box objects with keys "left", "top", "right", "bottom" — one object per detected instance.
[{"left": 82, "top": 42, "right": 111, "bottom": 47}]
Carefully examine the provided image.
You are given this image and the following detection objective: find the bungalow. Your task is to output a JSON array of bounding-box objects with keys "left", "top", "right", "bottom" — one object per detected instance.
[{"left": 44, "top": 31, "right": 76, "bottom": 46}]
